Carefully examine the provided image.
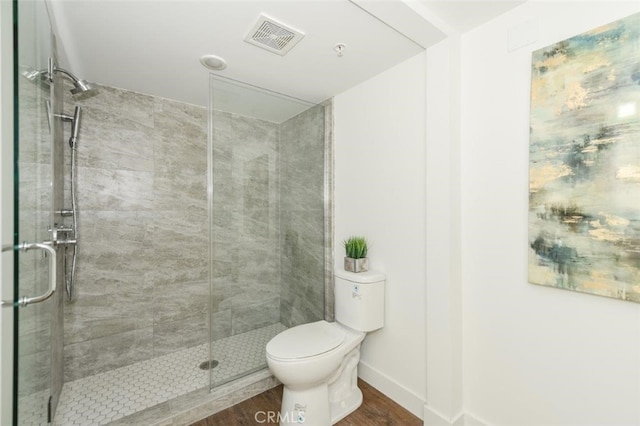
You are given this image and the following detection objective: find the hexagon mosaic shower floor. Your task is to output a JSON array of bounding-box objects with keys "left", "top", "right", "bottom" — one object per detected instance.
[{"left": 50, "top": 323, "right": 286, "bottom": 426}]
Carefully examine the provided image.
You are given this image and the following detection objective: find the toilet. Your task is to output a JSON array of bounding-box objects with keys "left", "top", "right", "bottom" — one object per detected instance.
[{"left": 266, "top": 269, "right": 385, "bottom": 425}]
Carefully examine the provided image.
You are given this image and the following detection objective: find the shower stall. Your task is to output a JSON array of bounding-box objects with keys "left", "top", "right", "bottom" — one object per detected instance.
[
  {"left": 9, "top": 2, "right": 331, "bottom": 424},
  {"left": 50, "top": 76, "right": 331, "bottom": 426}
]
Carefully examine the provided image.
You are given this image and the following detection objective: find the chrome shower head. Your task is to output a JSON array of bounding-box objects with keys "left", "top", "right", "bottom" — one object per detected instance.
[
  {"left": 53, "top": 67, "right": 98, "bottom": 95},
  {"left": 21, "top": 63, "right": 98, "bottom": 96},
  {"left": 69, "top": 78, "right": 96, "bottom": 95},
  {"left": 22, "top": 68, "right": 45, "bottom": 82}
]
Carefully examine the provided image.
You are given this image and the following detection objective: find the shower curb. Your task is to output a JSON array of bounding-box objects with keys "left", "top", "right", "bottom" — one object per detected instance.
[{"left": 108, "top": 369, "right": 279, "bottom": 426}]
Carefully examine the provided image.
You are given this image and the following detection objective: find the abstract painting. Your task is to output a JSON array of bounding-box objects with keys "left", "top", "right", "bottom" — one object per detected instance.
[{"left": 528, "top": 12, "right": 640, "bottom": 303}]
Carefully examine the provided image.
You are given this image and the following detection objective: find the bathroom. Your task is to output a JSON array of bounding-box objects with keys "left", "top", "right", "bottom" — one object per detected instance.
[{"left": 2, "top": 1, "right": 640, "bottom": 425}]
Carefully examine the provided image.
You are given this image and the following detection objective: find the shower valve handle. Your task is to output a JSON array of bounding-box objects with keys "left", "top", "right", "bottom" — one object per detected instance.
[{"left": 47, "top": 226, "right": 77, "bottom": 246}]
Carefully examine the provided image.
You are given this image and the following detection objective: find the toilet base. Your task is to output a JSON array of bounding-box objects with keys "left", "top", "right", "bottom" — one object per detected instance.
[
  {"left": 280, "top": 384, "right": 330, "bottom": 426},
  {"left": 328, "top": 347, "right": 362, "bottom": 423},
  {"left": 330, "top": 385, "right": 362, "bottom": 424},
  {"left": 277, "top": 346, "right": 362, "bottom": 426}
]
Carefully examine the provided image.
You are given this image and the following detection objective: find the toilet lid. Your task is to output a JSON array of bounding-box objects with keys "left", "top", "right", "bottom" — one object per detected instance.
[{"left": 267, "top": 321, "right": 345, "bottom": 360}]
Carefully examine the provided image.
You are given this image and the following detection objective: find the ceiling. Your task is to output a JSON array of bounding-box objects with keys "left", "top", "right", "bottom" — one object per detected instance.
[
  {"left": 416, "top": 0, "right": 526, "bottom": 33},
  {"left": 47, "top": 0, "right": 524, "bottom": 122}
]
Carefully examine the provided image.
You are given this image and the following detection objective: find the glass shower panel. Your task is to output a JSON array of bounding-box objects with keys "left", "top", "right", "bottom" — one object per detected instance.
[
  {"left": 14, "top": 0, "right": 55, "bottom": 423},
  {"left": 208, "top": 75, "right": 327, "bottom": 389}
]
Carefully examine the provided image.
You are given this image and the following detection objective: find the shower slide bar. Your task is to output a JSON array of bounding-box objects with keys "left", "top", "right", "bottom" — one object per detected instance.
[{"left": 1, "top": 242, "right": 57, "bottom": 307}]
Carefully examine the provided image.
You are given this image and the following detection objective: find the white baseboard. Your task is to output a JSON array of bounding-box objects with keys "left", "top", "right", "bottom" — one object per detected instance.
[
  {"left": 357, "top": 360, "right": 426, "bottom": 420},
  {"left": 423, "top": 405, "right": 464, "bottom": 426},
  {"left": 464, "top": 412, "right": 490, "bottom": 426},
  {"left": 423, "top": 405, "right": 487, "bottom": 426}
]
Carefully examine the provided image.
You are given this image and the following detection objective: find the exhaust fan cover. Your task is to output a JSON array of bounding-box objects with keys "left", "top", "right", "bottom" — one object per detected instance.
[{"left": 244, "top": 14, "right": 305, "bottom": 56}]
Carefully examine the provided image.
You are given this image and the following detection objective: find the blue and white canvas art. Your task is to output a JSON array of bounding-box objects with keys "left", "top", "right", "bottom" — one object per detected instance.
[{"left": 528, "top": 12, "right": 640, "bottom": 302}]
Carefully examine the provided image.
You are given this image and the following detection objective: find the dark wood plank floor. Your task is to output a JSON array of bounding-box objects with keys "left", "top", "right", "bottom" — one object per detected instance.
[{"left": 190, "top": 379, "right": 421, "bottom": 426}]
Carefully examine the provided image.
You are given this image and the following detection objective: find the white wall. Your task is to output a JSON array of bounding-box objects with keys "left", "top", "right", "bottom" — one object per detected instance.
[
  {"left": 461, "top": 2, "right": 640, "bottom": 425},
  {"left": 334, "top": 52, "right": 427, "bottom": 418},
  {"left": 424, "top": 36, "right": 464, "bottom": 426}
]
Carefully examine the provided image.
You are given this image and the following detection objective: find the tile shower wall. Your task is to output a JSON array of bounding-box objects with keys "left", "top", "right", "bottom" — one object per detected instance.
[
  {"left": 17, "top": 81, "right": 49, "bottom": 398},
  {"left": 279, "top": 105, "right": 326, "bottom": 327},
  {"left": 63, "top": 86, "right": 210, "bottom": 382},
  {"left": 16, "top": 73, "right": 64, "bottom": 409},
  {"left": 63, "top": 85, "right": 316, "bottom": 382},
  {"left": 63, "top": 84, "right": 328, "bottom": 382},
  {"left": 211, "top": 111, "right": 281, "bottom": 337}
]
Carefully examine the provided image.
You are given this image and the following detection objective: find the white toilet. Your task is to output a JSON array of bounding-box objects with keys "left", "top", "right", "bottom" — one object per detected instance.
[{"left": 266, "top": 269, "right": 385, "bottom": 425}]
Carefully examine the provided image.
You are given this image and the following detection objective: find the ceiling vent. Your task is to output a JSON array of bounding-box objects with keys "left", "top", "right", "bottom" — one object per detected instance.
[{"left": 244, "top": 14, "right": 305, "bottom": 56}]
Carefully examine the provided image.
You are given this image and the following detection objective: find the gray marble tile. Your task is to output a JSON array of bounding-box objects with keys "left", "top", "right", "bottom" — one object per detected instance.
[
  {"left": 63, "top": 279, "right": 155, "bottom": 344},
  {"left": 279, "top": 106, "right": 325, "bottom": 210},
  {"left": 213, "top": 237, "right": 280, "bottom": 290},
  {"left": 56, "top": 84, "right": 335, "bottom": 399},
  {"left": 108, "top": 401, "right": 172, "bottom": 426},
  {"left": 17, "top": 350, "right": 50, "bottom": 396},
  {"left": 63, "top": 327, "right": 154, "bottom": 382},
  {"left": 18, "top": 162, "right": 53, "bottom": 212},
  {"left": 73, "top": 107, "right": 156, "bottom": 172},
  {"left": 18, "top": 107, "right": 51, "bottom": 165},
  {"left": 78, "top": 209, "right": 150, "bottom": 244},
  {"left": 242, "top": 208, "right": 272, "bottom": 240},
  {"left": 278, "top": 103, "right": 328, "bottom": 327},
  {"left": 153, "top": 314, "right": 208, "bottom": 356},
  {"left": 323, "top": 100, "right": 335, "bottom": 322},
  {"left": 231, "top": 297, "right": 280, "bottom": 335},
  {"left": 77, "top": 165, "right": 154, "bottom": 211},
  {"left": 152, "top": 163, "right": 207, "bottom": 213},
  {"left": 144, "top": 256, "right": 208, "bottom": 289},
  {"left": 142, "top": 211, "right": 208, "bottom": 287},
  {"left": 143, "top": 210, "right": 208, "bottom": 251},
  {"left": 158, "top": 371, "right": 278, "bottom": 426},
  {"left": 281, "top": 290, "right": 325, "bottom": 328},
  {"left": 211, "top": 309, "right": 232, "bottom": 341},
  {"left": 233, "top": 240, "right": 279, "bottom": 282},
  {"left": 72, "top": 206, "right": 153, "bottom": 295},
  {"left": 152, "top": 116, "right": 206, "bottom": 172},
  {"left": 66, "top": 84, "right": 156, "bottom": 129},
  {"left": 152, "top": 280, "right": 209, "bottom": 324},
  {"left": 18, "top": 320, "right": 51, "bottom": 357},
  {"left": 213, "top": 282, "right": 279, "bottom": 313},
  {"left": 154, "top": 97, "right": 207, "bottom": 136},
  {"left": 76, "top": 211, "right": 151, "bottom": 273},
  {"left": 211, "top": 258, "right": 233, "bottom": 281},
  {"left": 211, "top": 164, "right": 237, "bottom": 210},
  {"left": 51, "top": 70, "right": 66, "bottom": 416},
  {"left": 281, "top": 209, "right": 325, "bottom": 252},
  {"left": 64, "top": 213, "right": 153, "bottom": 346},
  {"left": 243, "top": 153, "right": 270, "bottom": 209}
]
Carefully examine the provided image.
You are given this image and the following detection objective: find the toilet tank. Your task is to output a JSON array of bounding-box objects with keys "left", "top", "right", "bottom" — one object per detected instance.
[{"left": 334, "top": 269, "right": 385, "bottom": 332}]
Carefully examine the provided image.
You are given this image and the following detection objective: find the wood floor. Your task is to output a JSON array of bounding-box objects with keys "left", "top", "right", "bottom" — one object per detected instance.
[{"left": 190, "top": 379, "right": 422, "bottom": 426}]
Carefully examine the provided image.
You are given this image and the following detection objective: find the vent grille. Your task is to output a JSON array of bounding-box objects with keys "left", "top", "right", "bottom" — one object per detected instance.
[{"left": 245, "top": 14, "right": 304, "bottom": 56}]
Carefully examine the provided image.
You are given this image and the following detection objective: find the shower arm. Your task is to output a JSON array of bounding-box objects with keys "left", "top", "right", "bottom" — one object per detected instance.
[
  {"left": 53, "top": 112, "right": 75, "bottom": 122},
  {"left": 50, "top": 67, "right": 82, "bottom": 84},
  {"left": 44, "top": 58, "right": 81, "bottom": 85}
]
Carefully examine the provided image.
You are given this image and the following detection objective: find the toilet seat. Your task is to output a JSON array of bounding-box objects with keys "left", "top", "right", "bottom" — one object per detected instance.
[{"left": 266, "top": 320, "right": 345, "bottom": 360}]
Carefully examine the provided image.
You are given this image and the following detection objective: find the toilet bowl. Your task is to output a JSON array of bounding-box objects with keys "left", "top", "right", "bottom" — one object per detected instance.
[
  {"left": 266, "top": 269, "right": 385, "bottom": 425},
  {"left": 266, "top": 321, "right": 365, "bottom": 425}
]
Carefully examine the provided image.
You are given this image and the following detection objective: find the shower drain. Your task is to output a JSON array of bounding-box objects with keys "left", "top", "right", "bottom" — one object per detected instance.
[{"left": 199, "top": 360, "right": 219, "bottom": 370}]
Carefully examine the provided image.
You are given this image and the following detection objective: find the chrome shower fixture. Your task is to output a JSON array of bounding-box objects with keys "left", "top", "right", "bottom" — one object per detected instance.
[
  {"left": 69, "top": 106, "right": 82, "bottom": 147},
  {"left": 23, "top": 58, "right": 97, "bottom": 95},
  {"left": 51, "top": 104, "right": 83, "bottom": 301},
  {"left": 55, "top": 68, "right": 97, "bottom": 95}
]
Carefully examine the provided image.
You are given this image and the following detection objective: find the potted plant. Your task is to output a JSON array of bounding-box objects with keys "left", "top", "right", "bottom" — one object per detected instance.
[{"left": 343, "top": 236, "right": 369, "bottom": 273}]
